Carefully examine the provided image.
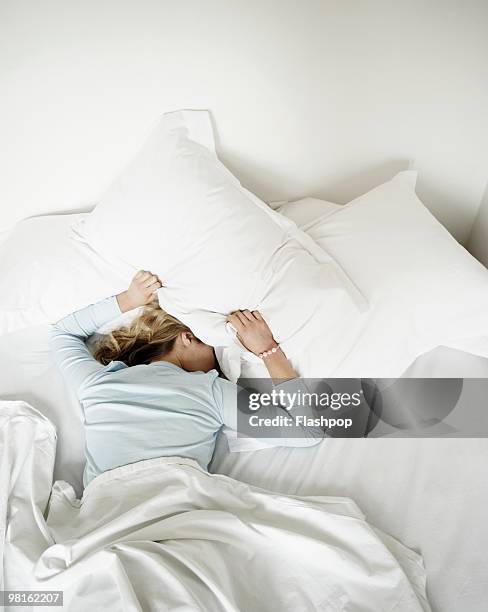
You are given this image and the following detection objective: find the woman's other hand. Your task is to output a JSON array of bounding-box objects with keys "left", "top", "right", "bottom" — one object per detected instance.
[
  {"left": 117, "top": 270, "right": 163, "bottom": 313},
  {"left": 228, "top": 310, "right": 298, "bottom": 381},
  {"left": 227, "top": 310, "right": 277, "bottom": 355}
]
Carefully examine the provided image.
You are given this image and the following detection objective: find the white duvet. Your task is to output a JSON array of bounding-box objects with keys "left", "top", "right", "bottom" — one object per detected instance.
[{"left": 1, "top": 401, "right": 431, "bottom": 612}]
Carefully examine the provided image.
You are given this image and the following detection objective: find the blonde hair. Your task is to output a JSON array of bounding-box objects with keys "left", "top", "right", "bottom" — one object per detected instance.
[{"left": 94, "top": 303, "right": 191, "bottom": 367}]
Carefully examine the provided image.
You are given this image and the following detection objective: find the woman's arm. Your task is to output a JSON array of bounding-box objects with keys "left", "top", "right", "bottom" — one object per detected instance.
[{"left": 50, "top": 270, "right": 161, "bottom": 396}]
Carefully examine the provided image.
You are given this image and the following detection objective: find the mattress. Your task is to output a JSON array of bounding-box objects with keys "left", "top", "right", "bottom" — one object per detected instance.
[{"left": 1, "top": 321, "right": 488, "bottom": 611}]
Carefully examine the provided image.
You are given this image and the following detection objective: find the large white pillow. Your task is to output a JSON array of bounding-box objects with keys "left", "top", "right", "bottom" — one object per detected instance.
[
  {"left": 299, "top": 171, "right": 488, "bottom": 377},
  {"left": 74, "top": 110, "right": 290, "bottom": 319},
  {"left": 74, "top": 110, "right": 365, "bottom": 349}
]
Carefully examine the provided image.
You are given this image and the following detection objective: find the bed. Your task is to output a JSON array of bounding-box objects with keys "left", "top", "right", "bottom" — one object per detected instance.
[
  {"left": 1, "top": 261, "right": 488, "bottom": 612},
  {"left": 2, "top": 111, "right": 488, "bottom": 611}
]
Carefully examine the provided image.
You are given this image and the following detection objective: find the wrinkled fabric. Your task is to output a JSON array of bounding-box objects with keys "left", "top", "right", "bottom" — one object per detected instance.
[{"left": 1, "top": 401, "right": 430, "bottom": 612}]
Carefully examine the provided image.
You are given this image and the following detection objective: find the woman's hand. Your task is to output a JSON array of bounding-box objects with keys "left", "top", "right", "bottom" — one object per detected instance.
[
  {"left": 228, "top": 309, "right": 298, "bottom": 380},
  {"left": 227, "top": 310, "right": 277, "bottom": 355},
  {"left": 117, "top": 270, "right": 163, "bottom": 313}
]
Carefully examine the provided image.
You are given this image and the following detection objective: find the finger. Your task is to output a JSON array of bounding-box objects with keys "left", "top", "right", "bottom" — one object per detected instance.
[
  {"left": 234, "top": 311, "right": 249, "bottom": 326},
  {"left": 149, "top": 282, "right": 162, "bottom": 293},
  {"left": 138, "top": 271, "right": 151, "bottom": 282},
  {"left": 144, "top": 274, "right": 158, "bottom": 287},
  {"left": 146, "top": 277, "right": 161, "bottom": 289},
  {"left": 252, "top": 310, "right": 264, "bottom": 321},
  {"left": 227, "top": 312, "right": 239, "bottom": 325},
  {"left": 242, "top": 309, "right": 254, "bottom": 321},
  {"left": 135, "top": 270, "right": 145, "bottom": 279},
  {"left": 227, "top": 312, "right": 245, "bottom": 333}
]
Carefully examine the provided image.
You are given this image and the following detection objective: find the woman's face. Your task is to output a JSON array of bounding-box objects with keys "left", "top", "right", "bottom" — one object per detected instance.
[{"left": 180, "top": 335, "right": 216, "bottom": 373}]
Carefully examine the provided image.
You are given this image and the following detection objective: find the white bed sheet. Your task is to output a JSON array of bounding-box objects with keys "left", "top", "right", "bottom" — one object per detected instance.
[
  {"left": 1, "top": 322, "right": 488, "bottom": 611},
  {"left": 1, "top": 402, "right": 431, "bottom": 612}
]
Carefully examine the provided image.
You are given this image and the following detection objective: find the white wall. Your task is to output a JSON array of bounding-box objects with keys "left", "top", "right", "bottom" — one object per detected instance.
[
  {"left": 1, "top": 0, "right": 487, "bottom": 243},
  {"left": 468, "top": 182, "right": 488, "bottom": 267}
]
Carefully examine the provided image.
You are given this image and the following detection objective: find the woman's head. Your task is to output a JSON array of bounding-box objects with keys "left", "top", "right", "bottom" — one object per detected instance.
[{"left": 94, "top": 304, "right": 216, "bottom": 373}]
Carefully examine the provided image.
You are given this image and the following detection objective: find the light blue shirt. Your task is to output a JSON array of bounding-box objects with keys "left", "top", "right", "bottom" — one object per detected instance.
[{"left": 50, "top": 297, "right": 322, "bottom": 486}]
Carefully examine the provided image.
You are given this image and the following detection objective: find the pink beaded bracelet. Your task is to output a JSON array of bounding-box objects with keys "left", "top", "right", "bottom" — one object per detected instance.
[{"left": 259, "top": 345, "right": 280, "bottom": 359}]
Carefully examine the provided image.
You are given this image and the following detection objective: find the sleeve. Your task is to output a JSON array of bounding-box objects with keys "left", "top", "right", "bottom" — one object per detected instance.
[
  {"left": 50, "top": 296, "right": 122, "bottom": 396},
  {"left": 214, "top": 376, "right": 324, "bottom": 448}
]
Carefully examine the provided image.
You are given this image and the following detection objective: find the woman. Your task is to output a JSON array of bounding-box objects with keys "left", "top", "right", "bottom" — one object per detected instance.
[{"left": 51, "top": 270, "right": 322, "bottom": 486}]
